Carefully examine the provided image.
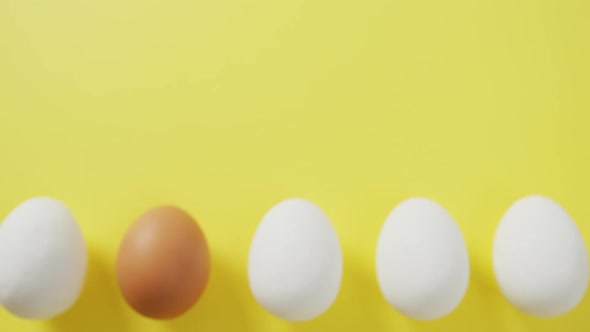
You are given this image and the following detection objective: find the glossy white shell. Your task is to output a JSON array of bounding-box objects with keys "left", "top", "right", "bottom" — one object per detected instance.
[
  {"left": 248, "top": 198, "right": 343, "bottom": 321},
  {"left": 376, "top": 197, "right": 470, "bottom": 320},
  {"left": 493, "top": 195, "right": 588, "bottom": 317},
  {"left": 0, "top": 197, "right": 88, "bottom": 319}
]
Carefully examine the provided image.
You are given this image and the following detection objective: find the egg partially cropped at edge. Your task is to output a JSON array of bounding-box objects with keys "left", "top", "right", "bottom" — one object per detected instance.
[
  {"left": 376, "top": 197, "right": 470, "bottom": 320},
  {"left": 248, "top": 198, "right": 343, "bottom": 321},
  {"left": 0, "top": 197, "right": 88, "bottom": 319},
  {"left": 493, "top": 195, "right": 588, "bottom": 317},
  {"left": 116, "top": 206, "right": 210, "bottom": 320}
]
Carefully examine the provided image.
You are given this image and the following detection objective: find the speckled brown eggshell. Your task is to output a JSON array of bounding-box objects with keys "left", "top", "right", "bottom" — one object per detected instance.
[{"left": 116, "top": 206, "right": 210, "bottom": 319}]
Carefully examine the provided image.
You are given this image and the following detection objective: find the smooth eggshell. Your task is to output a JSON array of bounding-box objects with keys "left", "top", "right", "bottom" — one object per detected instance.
[
  {"left": 116, "top": 206, "right": 210, "bottom": 319},
  {"left": 248, "top": 198, "right": 343, "bottom": 321},
  {"left": 493, "top": 195, "right": 588, "bottom": 317},
  {"left": 0, "top": 197, "right": 88, "bottom": 319},
  {"left": 376, "top": 197, "right": 470, "bottom": 320}
]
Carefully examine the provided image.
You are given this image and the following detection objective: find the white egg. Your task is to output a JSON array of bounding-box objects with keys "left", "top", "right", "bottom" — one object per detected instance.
[
  {"left": 248, "top": 198, "right": 343, "bottom": 321},
  {"left": 376, "top": 197, "right": 470, "bottom": 320},
  {"left": 0, "top": 197, "right": 88, "bottom": 319},
  {"left": 493, "top": 195, "right": 588, "bottom": 317}
]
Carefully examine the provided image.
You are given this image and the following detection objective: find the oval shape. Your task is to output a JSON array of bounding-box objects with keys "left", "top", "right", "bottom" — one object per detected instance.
[
  {"left": 248, "top": 198, "right": 343, "bottom": 321},
  {"left": 376, "top": 197, "right": 470, "bottom": 320},
  {"left": 116, "top": 206, "right": 210, "bottom": 319},
  {"left": 493, "top": 195, "right": 588, "bottom": 317},
  {"left": 0, "top": 197, "right": 88, "bottom": 319}
]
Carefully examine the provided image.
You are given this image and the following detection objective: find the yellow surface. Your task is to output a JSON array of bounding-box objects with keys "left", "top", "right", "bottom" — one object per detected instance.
[{"left": 0, "top": 0, "right": 589, "bottom": 331}]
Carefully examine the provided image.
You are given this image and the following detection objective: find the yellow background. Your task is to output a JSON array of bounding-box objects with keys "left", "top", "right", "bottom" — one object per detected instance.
[{"left": 1, "top": 0, "right": 589, "bottom": 331}]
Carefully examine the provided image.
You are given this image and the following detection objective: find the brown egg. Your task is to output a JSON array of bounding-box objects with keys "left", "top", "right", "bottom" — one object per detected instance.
[{"left": 116, "top": 206, "right": 210, "bottom": 319}]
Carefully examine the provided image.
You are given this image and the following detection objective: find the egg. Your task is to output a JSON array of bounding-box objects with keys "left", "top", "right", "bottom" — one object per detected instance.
[
  {"left": 116, "top": 206, "right": 210, "bottom": 319},
  {"left": 0, "top": 197, "right": 88, "bottom": 319},
  {"left": 248, "top": 198, "right": 343, "bottom": 321},
  {"left": 376, "top": 197, "right": 470, "bottom": 320},
  {"left": 493, "top": 195, "right": 588, "bottom": 317}
]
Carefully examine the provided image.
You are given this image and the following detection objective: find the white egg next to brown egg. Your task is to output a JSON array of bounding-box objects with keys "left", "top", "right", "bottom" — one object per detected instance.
[
  {"left": 248, "top": 198, "right": 343, "bottom": 321},
  {"left": 0, "top": 197, "right": 88, "bottom": 319}
]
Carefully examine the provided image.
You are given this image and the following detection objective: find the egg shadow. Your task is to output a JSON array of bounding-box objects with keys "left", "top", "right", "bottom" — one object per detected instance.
[
  {"left": 286, "top": 250, "right": 390, "bottom": 332},
  {"left": 494, "top": 273, "right": 590, "bottom": 332},
  {"left": 50, "top": 247, "right": 131, "bottom": 332},
  {"left": 165, "top": 257, "right": 254, "bottom": 332},
  {"left": 397, "top": 263, "right": 528, "bottom": 332}
]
